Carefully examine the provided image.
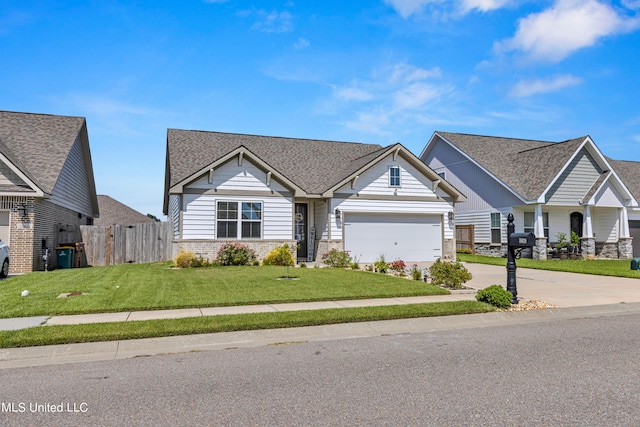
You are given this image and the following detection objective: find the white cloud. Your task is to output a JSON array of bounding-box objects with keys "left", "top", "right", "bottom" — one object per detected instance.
[
  {"left": 393, "top": 82, "right": 444, "bottom": 109},
  {"left": 293, "top": 37, "right": 309, "bottom": 50},
  {"left": 460, "top": 0, "right": 512, "bottom": 13},
  {"left": 383, "top": 0, "right": 442, "bottom": 18},
  {"left": 509, "top": 74, "right": 583, "bottom": 97},
  {"left": 389, "top": 64, "right": 442, "bottom": 83},
  {"left": 322, "top": 62, "right": 453, "bottom": 134},
  {"left": 250, "top": 10, "right": 293, "bottom": 33},
  {"left": 496, "top": 0, "right": 640, "bottom": 63},
  {"left": 333, "top": 86, "right": 375, "bottom": 102}
]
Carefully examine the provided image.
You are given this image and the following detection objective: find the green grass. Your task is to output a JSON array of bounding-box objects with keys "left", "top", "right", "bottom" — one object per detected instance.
[
  {"left": 0, "top": 263, "right": 448, "bottom": 318},
  {"left": 458, "top": 253, "right": 640, "bottom": 278},
  {"left": 0, "top": 301, "right": 494, "bottom": 348}
]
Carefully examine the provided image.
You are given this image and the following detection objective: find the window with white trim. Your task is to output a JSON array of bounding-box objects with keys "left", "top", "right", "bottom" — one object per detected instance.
[
  {"left": 524, "top": 212, "right": 549, "bottom": 238},
  {"left": 389, "top": 166, "right": 401, "bottom": 187},
  {"left": 490, "top": 213, "right": 501, "bottom": 244},
  {"left": 216, "top": 201, "right": 262, "bottom": 239}
]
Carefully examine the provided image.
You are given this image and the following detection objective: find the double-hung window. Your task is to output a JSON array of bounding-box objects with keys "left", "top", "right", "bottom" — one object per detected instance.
[
  {"left": 490, "top": 213, "right": 501, "bottom": 244},
  {"left": 524, "top": 212, "right": 549, "bottom": 238},
  {"left": 217, "top": 201, "right": 262, "bottom": 239},
  {"left": 389, "top": 166, "right": 401, "bottom": 187}
]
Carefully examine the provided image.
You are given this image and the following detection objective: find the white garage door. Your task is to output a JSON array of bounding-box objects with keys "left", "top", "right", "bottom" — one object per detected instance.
[{"left": 343, "top": 213, "right": 442, "bottom": 263}]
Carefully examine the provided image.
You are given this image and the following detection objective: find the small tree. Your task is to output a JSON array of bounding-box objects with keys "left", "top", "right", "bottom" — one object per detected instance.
[
  {"left": 263, "top": 243, "right": 296, "bottom": 267},
  {"left": 428, "top": 259, "right": 472, "bottom": 289}
]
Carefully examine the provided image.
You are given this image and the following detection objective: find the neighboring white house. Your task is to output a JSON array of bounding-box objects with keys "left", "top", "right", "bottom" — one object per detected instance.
[
  {"left": 420, "top": 131, "right": 637, "bottom": 260},
  {"left": 163, "top": 129, "right": 466, "bottom": 263}
]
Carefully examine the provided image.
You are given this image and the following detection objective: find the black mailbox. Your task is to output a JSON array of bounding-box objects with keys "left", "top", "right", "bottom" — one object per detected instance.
[{"left": 508, "top": 232, "right": 536, "bottom": 248}]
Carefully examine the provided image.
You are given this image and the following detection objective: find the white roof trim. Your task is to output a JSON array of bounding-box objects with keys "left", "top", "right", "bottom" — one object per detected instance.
[
  {"left": 169, "top": 146, "right": 305, "bottom": 196},
  {"left": 538, "top": 137, "right": 636, "bottom": 206},
  {"left": 322, "top": 143, "right": 466, "bottom": 202},
  {"left": 0, "top": 152, "right": 46, "bottom": 197}
]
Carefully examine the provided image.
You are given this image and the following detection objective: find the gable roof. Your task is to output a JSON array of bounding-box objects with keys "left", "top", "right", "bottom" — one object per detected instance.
[
  {"left": 164, "top": 129, "right": 465, "bottom": 212},
  {"left": 607, "top": 159, "right": 640, "bottom": 202},
  {"left": 166, "top": 129, "right": 384, "bottom": 194},
  {"left": 94, "top": 195, "right": 156, "bottom": 226},
  {"left": 0, "top": 111, "right": 91, "bottom": 195},
  {"left": 429, "top": 131, "right": 604, "bottom": 202}
]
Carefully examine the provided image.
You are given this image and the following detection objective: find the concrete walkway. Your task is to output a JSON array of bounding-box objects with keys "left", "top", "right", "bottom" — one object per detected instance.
[{"left": 0, "top": 292, "right": 477, "bottom": 331}]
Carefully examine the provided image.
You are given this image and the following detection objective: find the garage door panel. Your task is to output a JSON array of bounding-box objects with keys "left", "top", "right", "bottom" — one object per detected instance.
[{"left": 343, "top": 213, "right": 442, "bottom": 263}]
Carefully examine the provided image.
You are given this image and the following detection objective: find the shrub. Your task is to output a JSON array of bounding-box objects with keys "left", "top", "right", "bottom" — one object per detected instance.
[
  {"left": 411, "top": 264, "right": 422, "bottom": 281},
  {"left": 215, "top": 242, "right": 257, "bottom": 266},
  {"left": 263, "top": 243, "right": 296, "bottom": 266},
  {"left": 476, "top": 285, "right": 513, "bottom": 309},
  {"left": 428, "top": 258, "right": 472, "bottom": 289},
  {"left": 175, "top": 249, "right": 196, "bottom": 269},
  {"left": 389, "top": 259, "right": 406, "bottom": 272},
  {"left": 374, "top": 255, "right": 388, "bottom": 273},
  {"left": 322, "top": 249, "right": 352, "bottom": 268}
]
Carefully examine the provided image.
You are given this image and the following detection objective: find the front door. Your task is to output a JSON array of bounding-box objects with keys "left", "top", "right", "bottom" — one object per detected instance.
[
  {"left": 570, "top": 212, "right": 583, "bottom": 237},
  {"left": 294, "top": 203, "right": 308, "bottom": 259}
]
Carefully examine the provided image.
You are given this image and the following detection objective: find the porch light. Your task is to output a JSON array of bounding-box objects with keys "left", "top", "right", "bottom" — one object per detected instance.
[
  {"left": 448, "top": 211, "right": 454, "bottom": 221},
  {"left": 334, "top": 208, "right": 341, "bottom": 220},
  {"left": 13, "top": 203, "right": 28, "bottom": 217}
]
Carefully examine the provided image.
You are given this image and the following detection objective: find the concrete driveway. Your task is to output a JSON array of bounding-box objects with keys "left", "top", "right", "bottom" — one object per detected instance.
[{"left": 463, "top": 263, "right": 640, "bottom": 308}]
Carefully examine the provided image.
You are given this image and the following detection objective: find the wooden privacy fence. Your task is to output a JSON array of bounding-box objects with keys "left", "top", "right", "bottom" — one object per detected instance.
[
  {"left": 80, "top": 222, "right": 173, "bottom": 266},
  {"left": 455, "top": 224, "right": 475, "bottom": 254}
]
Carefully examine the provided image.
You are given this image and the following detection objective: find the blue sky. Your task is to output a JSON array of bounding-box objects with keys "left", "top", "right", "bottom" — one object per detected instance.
[{"left": 2, "top": 0, "right": 639, "bottom": 219}]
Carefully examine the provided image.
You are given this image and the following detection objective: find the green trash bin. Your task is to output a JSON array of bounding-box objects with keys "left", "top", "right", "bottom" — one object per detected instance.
[
  {"left": 631, "top": 258, "right": 640, "bottom": 270},
  {"left": 56, "top": 247, "right": 75, "bottom": 269}
]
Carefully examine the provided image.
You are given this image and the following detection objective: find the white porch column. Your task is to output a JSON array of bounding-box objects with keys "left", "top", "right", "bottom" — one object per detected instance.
[
  {"left": 583, "top": 205, "right": 594, "bottom": 238},
  {"left": 534, "top": 203, "right": 545, "bottom": 237},
  {"left": 620, "top": 207, "right": 630, "bottom": 238}
]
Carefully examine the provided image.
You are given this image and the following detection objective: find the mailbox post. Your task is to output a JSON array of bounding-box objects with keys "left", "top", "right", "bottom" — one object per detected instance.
[{"left": 506, "top": 213, "right": 536, "bottom": 305}]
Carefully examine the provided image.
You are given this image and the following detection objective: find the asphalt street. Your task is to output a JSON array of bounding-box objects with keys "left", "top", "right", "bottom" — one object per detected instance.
[{"left": 2, "top": 310, "right": 639, "bottom": 426}]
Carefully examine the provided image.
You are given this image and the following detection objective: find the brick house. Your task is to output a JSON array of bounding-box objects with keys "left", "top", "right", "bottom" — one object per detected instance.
[{"left": 0, "top": 111, "right": 99, "bottom": 273}]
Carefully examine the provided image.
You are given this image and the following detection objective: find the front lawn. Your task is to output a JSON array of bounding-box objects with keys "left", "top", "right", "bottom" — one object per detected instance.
[
  {"left": 0, "top": 263, "right": 448, "bottom": 318},
  {"left": 458, "top": 253, "right": 640, "bottom": 278}
]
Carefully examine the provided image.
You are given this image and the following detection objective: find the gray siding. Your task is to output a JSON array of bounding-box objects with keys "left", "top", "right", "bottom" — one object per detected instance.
[
  {"left": 422, "top": 137, "right": 522, "bottom": 211},
  {"left": 546, "top": 149, "right": 603, "bottom": 205},
  {"left": 49, "top": 135, "right": 94, "bottom": 216}
]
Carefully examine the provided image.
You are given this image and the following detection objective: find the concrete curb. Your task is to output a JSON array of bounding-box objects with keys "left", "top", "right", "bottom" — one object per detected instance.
[{"left": 3, "top": 302, "right": 639, "bottom": 370}]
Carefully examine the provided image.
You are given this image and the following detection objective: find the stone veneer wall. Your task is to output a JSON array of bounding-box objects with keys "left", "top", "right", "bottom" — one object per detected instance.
[
  {"left": 175, "top": 239, "right": 299, "bottom": 263},
  {"left": 618, "top": 237, "right": 633, "bottom": 259},
  {"left": 533, "top": 237, "right": 548, "bottom": 260},
  {"left": 474, "top": 243, "right": 507, "bottom": 257},
  {"left": 592, "top": 239, "right": 633, "bottom": 259}
]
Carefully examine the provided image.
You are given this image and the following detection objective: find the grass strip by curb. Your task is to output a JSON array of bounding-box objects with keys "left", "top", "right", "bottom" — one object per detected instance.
[{"left": 0, "top": 301, "right": 493, "bottom": 349}]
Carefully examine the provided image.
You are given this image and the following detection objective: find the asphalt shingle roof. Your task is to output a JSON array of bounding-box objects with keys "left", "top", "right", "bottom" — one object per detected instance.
[
  {"left": 436, "top": 132, "right": 587, "bottom": 200},
  {"left": 0, "top": 111, "right": 86, "bottom": 194},
  {"left": 166, "top": 129, "right": 385, "bottom": 194},
  {"left": 94, "top": 195, "right": 156, "bottom": 226},
  {"left": 608, "top": 159, "right": 640, "bottom": 202}
]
